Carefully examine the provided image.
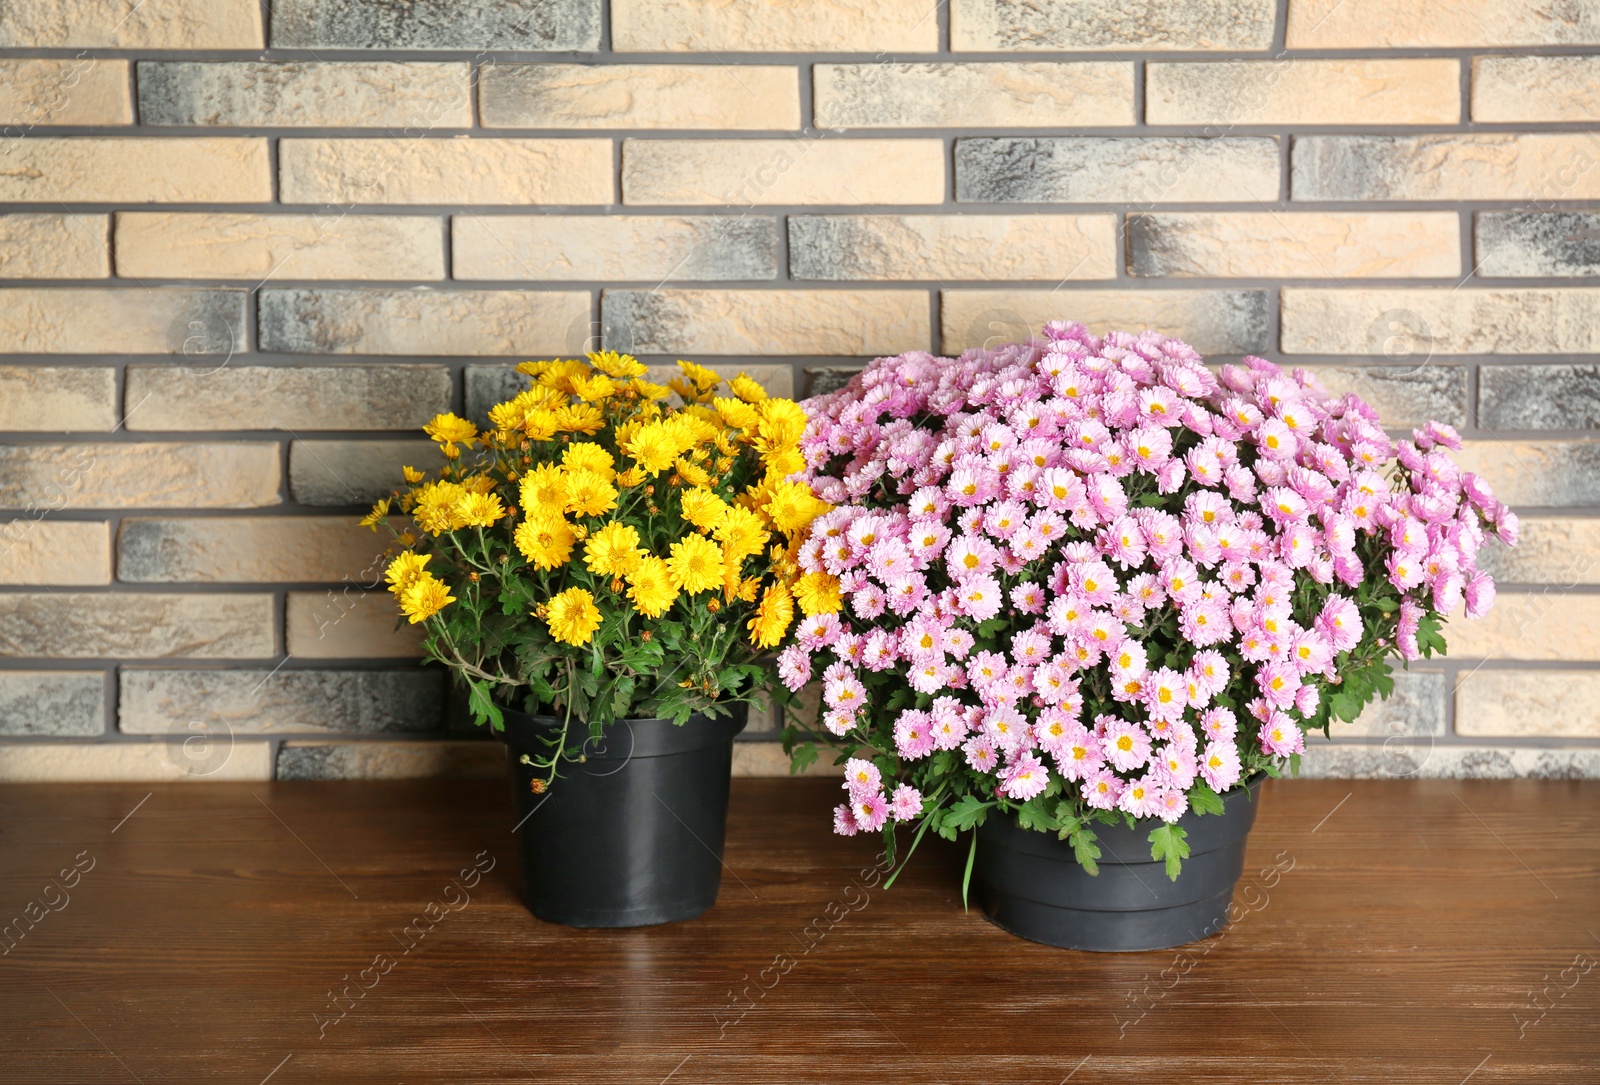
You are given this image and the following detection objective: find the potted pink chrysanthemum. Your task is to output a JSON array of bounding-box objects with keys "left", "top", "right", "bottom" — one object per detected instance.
[{"left": 778, "top": 322, "right": 1515, "bottom": 952}]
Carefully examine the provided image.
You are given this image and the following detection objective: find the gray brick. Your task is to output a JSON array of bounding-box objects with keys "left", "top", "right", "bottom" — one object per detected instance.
[
  {"left": 452, "top": 215, "right": 779, "bottom": 282},
  {"left": 1476, "top": 212, "right": 1600, "bottom": 278},
  {"left": 0, "top": 443, "right": 281, "bottom": 510},
  {"left": 259, "top": 289, "right": 590, "bottom": 357},
  {"left": 290, "top": 440, "right": 442, "bottom": 507},
  {"left": 603, "top": 289, "right": 930, "bottom": 356},
  {"left": 1454, "top": 441, "right": 1600, "bottom": 508},
  {"left": 120, "top": 669, "right": 442, "bottom": 734},
  {"left": 1480, "top": 365, "right": 1600, "bottom": 431},
  {"left": 270, "top": 0, "right": 600, "bottom": 50},
  {"left": 955, "top": 137, "right": 1279, "bottom": 204},
  {"left": 125, "top": 365, "right": 452, "bottom": 432},
  {"left": 479, "top": 63, "right": 798, "bottom": 130},
  {"left": 1292, "top": 134, "right": 1600, "bottom": 202},
  {"left": 803, "top": 366, "right": 863, "bottom": 399},
  {"left": 117, "top": 517, "right": 389, "bottom": 584},
  {"left": 789, "top": 214, "right": 1116, "bottom": 282},
  {"left": 1306, "top": 364, "right": 1468, "bottom": 429},
  {"left": 1327, "top": 670, "right": 1445, "bottom": 739},
  {"left": 951, "top": 0, "right": 1275, "bottom": 51},
  {"left": 941, "top": 288, "right": 1270, "bottom": 356},
  {"left": 276, "top": 740, "right": 501, "bottom": 780},
  {"left": 0, "top": 593, "right": 273, "bottom": 659},
  {"left": 1299, "top": 744, "right": 1600, "bottom": 780},
  {"left": 0, "top": 671, "right": 103, "bottom": 735},
  {"left": 137, "top": 61, "right": 472, "bottom": 128}
]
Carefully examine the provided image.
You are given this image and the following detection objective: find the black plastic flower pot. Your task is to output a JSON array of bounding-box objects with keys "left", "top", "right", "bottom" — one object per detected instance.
[
  {"left": 499, "top": 703, "right": 747, "bottom": 928},
  {"left": 974, "top": 778, "right": 1263, "bottom": 952}
]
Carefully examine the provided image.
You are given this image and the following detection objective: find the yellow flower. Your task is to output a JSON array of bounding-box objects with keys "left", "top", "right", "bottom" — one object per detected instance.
[
  {"left": 588, "top": 350, "right": 648, "bottom": 378},
  {"left": 538, "top": 359, "right": 591, "bottom": 395},
  {"left": 454, "top": 491, "right": 506, "bottom": 528},
  {"left": 616, "top": 465, "right": 646, "bottom": 489},
  {"left": 747, "top": 582, "right": 795, "bottom": 649},
  {"left": 514, "top": 514, "right": 576, "bottom": 570},
  {"left": 664, "top": 412, "right": 716, "bottom": 452},
  {"left": 553, "top": 403, "right": 605, "bottom": 435},
  {"left": 571, "top": 372, "right": 618, "bottom": 402},
  {"left": 583, "top": 521, "right": 644, "bottom": 577},
  {"left": 516, "top": 359, "right": 557, "bottom": 378},
  {"left": 678, "top": 359, "right": 722, "bottom": 394},
  {"left": 630, "top": 378, "right": 672, "bottom": 400},
  {"left": 729, "top": 373, "right": 767, "bottom": 403},
  {"left": 414, "top": 481, "right": 468, "bottom": 535},
  {"left": 544, "top": 587, "right": 603, "bottom": 646},
  {"left": 399, "top": 573, "right": 455, "bottom": 624},
  {"left": 626, "top": 555, "right": 679, "bottom": 619},
  {"left": 762, "top": 447, "right": 806, "bottom": 480},
  {"left": 562, "top": 442, "right": 615, "bottom": 481},
  {"left": 712, "top": 397, "right": 759, "bottom": 431},
  {"left": 423, "top": 413, "right": 478, "bottom": 454},
  {"left": 488, "top": 399, "right": 527, "bottom": 434},
  {"left": 402, "top": 466, "right": 426, "bottom": 484},
  {"left": 524, "top": 409, "right": 560, "bottom": 441},
  {"left": 519, "top": 464, "right": 569, "bottom": 517},
  {"left": 675, "top": 456, "right": 711, "bottom": 488},
  {"left": 765, "top": 480, "right": 826, "bottom": 535},
  {"left": 666, "top": 533, "right": 725, "bottom": 595},
  {"left": 625, "top": 422, "right": 678, "bottom": 475},
  {"left": 360, "top": 497, "right": 390, "bottom": 530},
  {"left": 713, "top": 504, "right": 771, "bottom": 560},
  {"left": 565, "top": 470, "right": 618, "bottom": 517},
  {"left": 755, "top": 398, "right": 808, "bottom": 452},
  {"left": 792, "top": 571, "right": 843, "bottom": 616},
  {"left": 385, "top": 551, "right": 431, "bottom": 595},
  {"left": 680, "top": 486, "right": 729, "bottom": 531}
]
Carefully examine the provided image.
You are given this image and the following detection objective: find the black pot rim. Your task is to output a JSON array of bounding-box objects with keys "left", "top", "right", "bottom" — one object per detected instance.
[{"left": 496, "top": 702, "right": 748, "bottom": 761}]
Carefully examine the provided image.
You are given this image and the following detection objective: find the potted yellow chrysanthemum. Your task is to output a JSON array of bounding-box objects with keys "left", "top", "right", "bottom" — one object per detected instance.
[{"left": 364, "top": 352, "right": 826, "bottom": 927}]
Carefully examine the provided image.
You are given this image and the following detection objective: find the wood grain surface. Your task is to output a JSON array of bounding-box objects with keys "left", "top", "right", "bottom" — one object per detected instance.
[{"left": 1, "top": 777, "right": 1595, "bottom": 1083}]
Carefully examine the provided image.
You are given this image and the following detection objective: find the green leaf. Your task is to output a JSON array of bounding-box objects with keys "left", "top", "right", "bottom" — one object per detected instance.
[
  {"left": 1188, "top": 781, "right": 1225, "bottom": 817},
  {"left": 1013, "top": 797, "right": 1058, "bottom": 833},
  {"left": 960, "top": 830, "right": 978, "bottom": 912},
  {"left": 1374, "top": 597, "right": 1399, "bottom": 613},
  {"left": 943, "top": 794, "right": 994, "bottom": 832},
  {"left": 1070, "top": 827, "right": 1101, "bottom": 876},
  {"left": 466, "top": 681, "right": 504, "bottom": 732},
  {"left": 788, "top": 743, "right": 819, "bottom": 775},
  {"left": 1148, "top": 823, "right": 1190, "bottom": 882}
]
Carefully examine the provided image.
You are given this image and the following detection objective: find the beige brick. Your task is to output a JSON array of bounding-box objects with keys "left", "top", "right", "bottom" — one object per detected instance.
[
  {"left": 121, "top": 669, "right": 441, "bottom": 735},
  {"left": 1472, "top": 56, "right": 1600, "bottom": 123},
  {"left": 138, "top": 61, "right": 472, "bottom": 128},
  {"left": 117, "top": 517, "right": 390, "bottom": 584},
  {"left": 1287, "top": 0, "right": 1600, "bottom": 47},
  {"left": 1147, "top": 59, "right": 1459, "bottom": 126},
  {"left": 114, "top": 214, "right": 445, "bottom": 281},
  {"left": 277, "top": 740, "right": 500, "bottom": 780},
  {"left": 1281, "top": 288, "right": 1600, "bottom": 356},
  {"left": 0, "top": 0, "right": 263, "bottom": 48},
  {"left": 1456, "top": 670, "right": 1600, "bottom": 738},
  {"left": 953, "top": 0, "right": 1275, "bottom": 50},
  {"left": 125, "top": 365, "right": 451, "bottom": 432},
  {"left": 0, "top": 742, "right": 271, "bottom": 783},
  {"left": 0, "top": 215, "right": 108, "bottom": 279},
  {"left": 623, "top": 139, "right": 945, "bottom": 206},
  {"left": 0, "top": 59, "right": 131, "bottom": 125},
  {"left": 941, "top": 289, "right": 1269, "bottom": 356},
  {"left": 1454, "top": 441, "right": 1600, "bottom": 509},
  {"left": 278, "top": 138, "right": 612, "bottom": 206},
  {"left": 1293, "top": 135, "right": 1600, "bottom": 202},
  {"left": 0, "top": 521, "right": 110, "bottom": 586},
  {"left": 0, "top": 367, "right": 116, "bottom": 431},
  {"left": 789, "top": 214, "right": 1116, "bottom": 281},
  {"left": 1128, "top": 212, "right": 1460, "bottom": 279},
  {"left": 0, "top": 593, "right": 274, "bottom": 659},
  {"left": 1328, "top": 670, "right": 1445, "bottom": 739},
  {"left": 452, "top": 215, "right": 779, "bottom": 282},
  {"left": 287, "top": 590, "right": 424, "bottom": 659},
  {"left": 0, "top": 138, "right": 269, "bottom": 203},
  {"left": 289, "top": 440, "right": 441, "bottom": 507},
  {"left": 259, "top": 289, "right": 591, "bottom": 356},
  {"left": 1476, "top": 518, "right": 1600, "bottom": 586},
  {"left": 733, "top": 741, "right": 841, "bottom": 777},
  {"left": 603, "top": 289, "right": 929, "bottom": 356},
  {"left": 1445, "top": 593, "right": 1600, "bottom": 661},
  {"left": 0, "top": 443, "right": 281, "bottom": 511},
  {"left": 0, "top": 288, "right": 245, "bottom": 355},
  {"left": 611, "top": 0, "right": 938, "bottom": 51},
  {"left": 480, "top": 64, "right": 799, "bottom": 130},
  {"left": 815, "top": 62, "right": 1133, "bottom": 128}
]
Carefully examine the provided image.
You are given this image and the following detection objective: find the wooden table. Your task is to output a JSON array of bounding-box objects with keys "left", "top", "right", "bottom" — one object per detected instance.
[{"left": 3, "top": 777, "right": 1596, "bottom": 1083}]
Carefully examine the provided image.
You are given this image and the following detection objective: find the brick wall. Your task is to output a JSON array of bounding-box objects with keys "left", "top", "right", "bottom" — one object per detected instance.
[{"left": 0, "top": 0, "right": 1596, "bottom": 782}]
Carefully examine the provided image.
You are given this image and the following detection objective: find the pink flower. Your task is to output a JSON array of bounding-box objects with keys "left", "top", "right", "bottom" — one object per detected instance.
[
  {"left": 843, "top": 757, "right": 881, "bottom": 799},
  {"left": 953, "top": 574, "right": 1003, "bottom": 621},
  {"left": 1257, "top": 714, "right": 1304, "bottom": 757},
  {"left": 1155, "top": 743, "right": 1198, "bottom": 790},
  {"left": 1464, "top": 569, "right": 1496, "bottom": 619},
  {"left": 854, "top": 792, "right": 890, "bottom": 832},
  {"left": 1118, "top": 775, "right": 1162, "bottom": 819},
  {"left": 1200, "top": 706, "right": 1238, "bottom": 743},
  {"left": 1199, "top": 741, "right": 1242, "bottom": 791},
  {"left": 889, "top": 784, "right": 924, "bottom": 821},
  {"left": 777, "top": 644, "right": 812, "bottom": 691},
  {"left": 963, "top": 735, "right": 999, "bottom": 773},
  {"left": 1081, "top": 769, "right": 1122, "bottom": 810},
  {"left": 894, "top": 711, "right": 936, "bottom": 760},
  {"left": 1318, "top": 596, "right": 1362, "bottom": 653},
  {"left": 824, "top": 670, "right": 868, "bottom": 713},
  {"left": 1000, "top": 752, "right": 1050, "bottom": 800},
  {"left": 1154, "top": 788, "right": 1189, "bottom": 824},
  {"left": 832, "top": 803, "right": 860, "bottom": 836},
  {"left": 1101, "top": 717, "right": 1153, "bottom": 772},
  {"left": 945, "top": 534, "right": 999, "bottom": 579}
]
